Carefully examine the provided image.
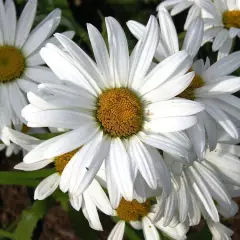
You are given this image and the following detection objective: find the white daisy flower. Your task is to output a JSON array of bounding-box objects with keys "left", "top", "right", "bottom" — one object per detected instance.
[
  {"left": 3, "top": 127, "right": 113, "bottom": 231},
  {"left": 157, "top": 0, "right": 216, "bottom": 30},
  {"left": 207, "top": 221, "right": 234, "bottom": 240},
  {"left": 0, "top": 142, "right": 20, "bottom": 157},
  {"left": 108, "top": 197, "right": 188, "bottom": 240},
  {"left": 21, "top": 16, "right": 204, "bottom": 202},
  {"left": 0, "top": 0, "right": 74, "bottom": 138},
  {"left": 202, "top": 0, "right": 240, "bottom": 59},
  {"left": 128, "top": 10, "right": 240, "bottom": 158},
  {"left": 154, "top": 142, "right": 240, "bottom": 226}
]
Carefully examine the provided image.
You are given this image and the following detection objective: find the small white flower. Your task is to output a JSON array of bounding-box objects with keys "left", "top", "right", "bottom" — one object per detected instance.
[
  {"left": 21, "top": 16, "right": 204, "bottom": 203},
  {"left": 108, "top": 197, "right": 188, "bottom": 240},
  {"left": 4, "top": 127, "right": 113, "bottom": 231},
  {"left": 202, "top": 0, "right": 240, "bottom": 59},
  {"left": 157, "top": 0, "right": 215, "bottom": 30},
  {"left": 0, "top": 0, "right": 74, "bottom": 138}
]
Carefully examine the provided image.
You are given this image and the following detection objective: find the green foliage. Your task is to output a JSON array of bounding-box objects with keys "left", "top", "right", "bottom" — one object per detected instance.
[{"left": 14, "top": 200, "right": 52, "bottom": 240}]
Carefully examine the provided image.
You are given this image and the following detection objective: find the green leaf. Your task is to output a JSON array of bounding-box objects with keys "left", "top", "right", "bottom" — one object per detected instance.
[
  {"left": 188, "top": 225, "right": 212, "bottom": 240},
  {"left": 14, "top": 200, "right": 52, "bottom": 240},
  {"left": 0, "top": 229, "right": 15, "bottom": 239}
]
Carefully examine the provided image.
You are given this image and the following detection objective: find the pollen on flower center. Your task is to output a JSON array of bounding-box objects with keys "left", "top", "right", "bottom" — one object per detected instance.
[
  {"left": 222, "top": 10, "right": 240, "bottom": 29},
  {"left": 178, "top": 72, "right": 205, "bottom": 100},
  {"left": 54, "top": 148, "right": 81, "bottom": 175},
  {"left": 116, "top": 198, "right": 151, "bottom": 222},
  {"left": 96, "top": 88, "right": 143, "bottom": 138},
  {"left": 0, "top": 46, "right": 25, "bottom": 83}
]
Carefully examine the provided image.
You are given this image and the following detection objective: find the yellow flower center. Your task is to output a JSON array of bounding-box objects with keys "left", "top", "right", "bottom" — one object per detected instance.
[
  {"left": 178, "top": 72, "right": 205, "bottom": 100},
  {"left": 223, "top": 10, "right": 240, "bottom": 29},
  {"left": 54, "top": 148, "right": 81, "bottom": 175},
  {"left": 116, "top": 198, "right": 151, "bottom": 222},
  {"left": 96, "top": 88, "right": 143, "bottom": 138},
  {"left": 0, "top": 46, "right": 25, "bottom": 83}
]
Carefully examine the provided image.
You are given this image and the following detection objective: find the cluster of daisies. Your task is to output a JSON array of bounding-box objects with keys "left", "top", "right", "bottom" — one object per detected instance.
[{"left": 0, "top": 0, "right": 240, "bottom": 239}]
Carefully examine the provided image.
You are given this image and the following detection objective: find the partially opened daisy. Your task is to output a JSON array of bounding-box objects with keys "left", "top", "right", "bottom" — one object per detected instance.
[
  {"left": 3, "top": 127, "right": 113, "bottom": 231},
  {"left": 157, "top": 0, "right": 216, "bottom": 30},
  {"left": 108, "top": 197, "right": 188, "bottom": 240},
  {"left": 21, "top": 16, "right": 204, "bottom": 202},
  {"left": 128, "top": 9, "right": 240, "bottom": 158},
  {"left": 154, "top": 142, "right": 240, "bottom": 229},
  {"left": 202, "top": 0, "right": 240, "bottom": 59},
  {"left": 0, "top": 0, "right": 74, "bottom": 140}
]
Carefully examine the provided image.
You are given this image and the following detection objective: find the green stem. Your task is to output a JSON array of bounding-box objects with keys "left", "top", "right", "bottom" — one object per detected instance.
[
  {"left": 0, "top": 230, "right": 15, "bottom": 239},
  {"left": 0, "top": 169, "right": 55, "bottom": 180}
]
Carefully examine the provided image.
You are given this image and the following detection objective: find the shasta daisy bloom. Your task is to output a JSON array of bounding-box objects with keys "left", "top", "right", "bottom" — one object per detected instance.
[
  {"left": 21, "top": 16, "right": 204, "bottom": 202},
  {"left": 202, "top": 0, "right": 240, "bottom": 59},
  {"left": 3, "top": 127, "right": 113, "bottom": 231},
  {"left": 0, "top": 0, "right": 74, "bottom": 139},
  {"left": 108, "top": 197, "right": 188, "bottom": 240},
  {"left": 154, "top": 142, "right": 240, "bottom": 226},
  {"left": 157, "top": 0, "right": 216, "bottom": 30},
  {"left": 128, "top": 10, "right": 240, "bottom": 158}
]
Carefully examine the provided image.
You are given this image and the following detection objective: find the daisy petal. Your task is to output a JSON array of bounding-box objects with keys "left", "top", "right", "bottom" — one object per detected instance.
[
  {"left": 15, "top": 0, "right": 37, "bottom": 48},
  {"left": 108, "top": 138, "right": 134, "bottom": 201},
  {"left": 142, "top": 216, "right": 160, "bottom": 240},
  {"left": 171, "top": 1, "right": 192, "bottom": 15},
  {"left": 212, "top": 29, "right": 229, "bottom": 51},
  {"left": 23, "top": 123, "right": 98, "bottom": 163},
  {"left": 34, "top": 173, "right": 60, "bottom": 200},
  {"left": 108, "top": 221, "right": 125, "bottom": 240},
  {"left": 69, "top": 193, "right": 82, "bottom": 211},
  {"left": 5, "top": 0, "right": 16, "bottom": 45},
  {"left": 14, "top": 159, "right": 53, "bottom": 171},
  {"left": 128, "top": 16, "right": 159, "bottom": 90},
  {"left": 217, "top": 38, "right": 233, "bottom": 60},
  {"left": 202, "top": 52, "right": 240, "bottom": 82},
  {"left": 184, "top": 5, "right": 201, "bottom": 30}
]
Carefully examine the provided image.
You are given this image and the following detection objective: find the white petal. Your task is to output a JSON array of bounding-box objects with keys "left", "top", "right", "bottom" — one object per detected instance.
[
  {"left": 128, "top": 136, "right": 158, "bottom": 189},
  {"left": 146, "top": 116, "right": 197, "bottom": 133},
  {"left": 171, "top": 1, "right": 192, "bottom": 15},
  {"left": 128, "top": 16, "right": 159, "bottom": 90},
  {"left": 142, "top": 217, "right": 160, "bottom": 240},
  {"left": 87, "top": 23, "right": 111, "bottom": 88},
  {"left": 85, "top": 179, "right": 113, "bottom": 215},
  {"left": 82, "top": 195, "right": 103, "bottom": 231},
  {"left": 146, "top": 98, "right": 204, "bottom": 118},
  {"left": 69, "top": 193, "right": 82, "bottom": 211},
  {"left": 22, "top": 19, "right": 55, "bottom": 57},
  {"left": 54, "top": 33, "right": 104, "bottom": 93},
  {"left": 217, "top": 38, "right": 233, "bottom": 60},
  {"left": 34, "top": 173, "right": 60, "bottom": 200},
  {"left": 140, "top": 51, "right": 191, "bottom": 95},
  {"left": 212, "top": 29, "right": 229, "bottom": 51},
  {"left": 24, "top": 123, "right": 98, "bottom": 163},
  {"left": 139, "top": 132, "right": 188, "bottom": 158},
  {"left": 202, "top": 51, "right": 240, "bottom": 82},
  {"left": 5, "top": 0, "right": 16, "bottom": 45},
  {"left": 182, "top": 17, "right": 203, "bottom": 58},
  {"left": 15, "top": 0, "right": 37, "bottom": 48},
  {"left": 105, "top": 17, "right": 129, "bottom": 87},
  {"left": 202, "top": 27, "right": 222, "bottom": 45},
  {"left": 14, "top": 159, "right": 53, "bottom": 171},
  {"left": 184, "top": 5, "right": 201, "bottom": 30},
  {"left": 107, "top": 138, "right": 133, "bottom": 201},
  {"left": 143, "top": 71, "right": 194, "bottom": 102},
  {"left": 158, "top": 8, "right": 179, "bottom": 55},
  {"left": 8, "top": 82, "right": 28, "bottom": 123},
  {"left": 24, "top": 66, "right": 59, "bottom": 84},
  {"left": 108, "top": 221, "right": 125, "bottom": 240},
  {"left": 17, "top": 79, "right": 38, "bottom": 93},
  {"left": 186, "top": 166, "right": 219, "bottom": 222},
  {"left": 200, "top": 99, "right": 238, "bottom": 139}
]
